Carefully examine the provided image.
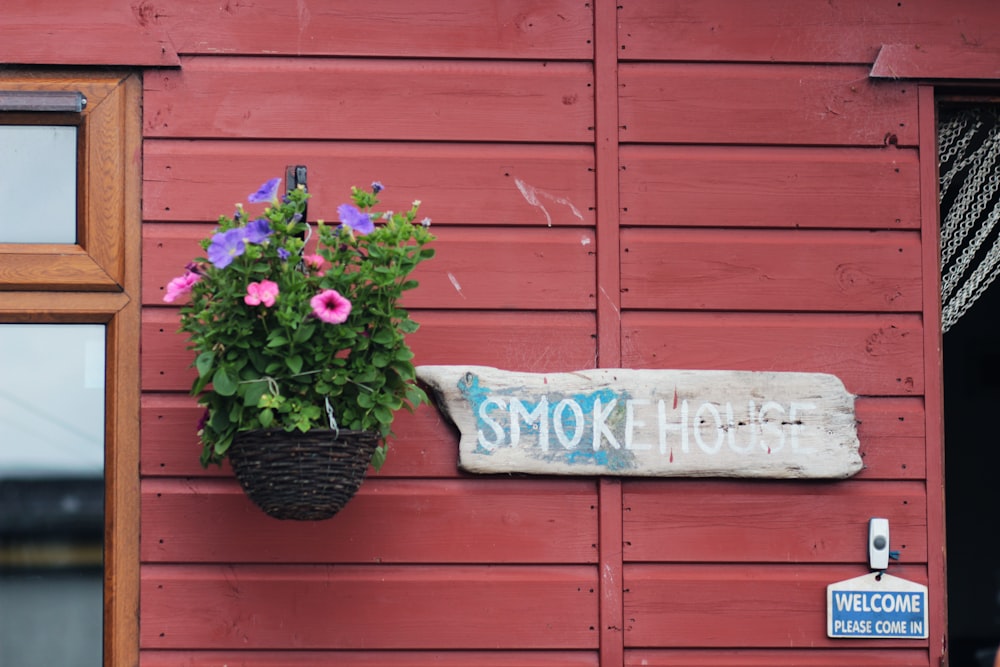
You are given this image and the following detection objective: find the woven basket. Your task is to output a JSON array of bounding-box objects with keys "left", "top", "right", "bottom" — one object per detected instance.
[{"left": 228, "top": 428, "right": 380, "bottom": 521}]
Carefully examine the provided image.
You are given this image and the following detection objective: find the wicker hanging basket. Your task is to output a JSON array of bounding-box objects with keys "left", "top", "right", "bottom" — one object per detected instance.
[{"left": 227, "top": 428, "right": 380, "bottom": 521}]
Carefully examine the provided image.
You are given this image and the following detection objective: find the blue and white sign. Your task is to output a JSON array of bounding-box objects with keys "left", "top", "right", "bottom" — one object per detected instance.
[{"left": 827, "top": 573, "right": 928, "bottom": 639}]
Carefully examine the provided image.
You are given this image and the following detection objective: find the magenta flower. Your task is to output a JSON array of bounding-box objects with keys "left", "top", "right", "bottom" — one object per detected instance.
[
  {"left": 244, "top": 280, "right": 279, "bottom": 307},
  {"left": 337, "top": 203, "right": 375, "bottom": 235},
  {"left": 248, "top": 177, "right": 281, "bottom": 204},
  {"left": 303, "top": 253, "right": 326, "bottom": 272},
  {"left": 163, "top": 270, "right": 201, "bottom": 303},
  {"left": 310, "top": 289, "right": 352, "bottom": 324}
]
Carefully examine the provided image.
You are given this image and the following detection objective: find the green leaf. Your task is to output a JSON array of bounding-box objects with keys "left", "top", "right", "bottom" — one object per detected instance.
[
  {"left": 267, "top": 334, "right": 289, "bottom": 348},
  {"left": 394, "top": 347, "right": 415, "bottom": 361},
  {"left": 195, "top": 351, "right": 215, "bottom": 378},
  {"left": 373, "top": 405, "right": 393, "bottom": 425},
  {"left": 212, "top": 368, "right": 238, "bottom": 396},
  {"left": 293, "top": 323, "right": 316, "bottom": 343},
  {"left": 371, "top": 328, "right": 395, "bottom": 344},
  {"left": 370, "top": 444, "right": 387, "bottom": 472},
  {"left": 243, "top": 380, "right": 268, "bottom": 407},
  {"left": 259, "top": 408, "right": 274, "bottom": 428},
  {"left": 286, "top": 355, "right": 304, "bottom": 375}
]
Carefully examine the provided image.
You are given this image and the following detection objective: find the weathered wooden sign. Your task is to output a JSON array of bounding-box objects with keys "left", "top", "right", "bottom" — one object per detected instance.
[{"left": 416, "top": 366, "right": 862, "bottom": 479}]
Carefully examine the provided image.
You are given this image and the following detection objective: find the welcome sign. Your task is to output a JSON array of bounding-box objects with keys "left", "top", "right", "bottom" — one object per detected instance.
[{"left": 416, "top": 366, "right": 863, "bottom": 478}]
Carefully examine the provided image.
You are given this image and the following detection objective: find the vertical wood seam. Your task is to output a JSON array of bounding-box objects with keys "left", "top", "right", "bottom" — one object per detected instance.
[
  {"left": 917, "top": 84, "right": 948, "bottom": 667},
  {"left": 594, "top": 1, "right": 624, "bottom": 666}
]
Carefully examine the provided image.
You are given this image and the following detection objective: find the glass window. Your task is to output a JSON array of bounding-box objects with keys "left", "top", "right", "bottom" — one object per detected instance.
[{"left": 0, "top": 126, "right": 78, "bottom": 243}]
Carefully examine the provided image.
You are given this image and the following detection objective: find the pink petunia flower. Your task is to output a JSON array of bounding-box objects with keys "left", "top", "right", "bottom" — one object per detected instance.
[
  {"left": 244, "top": 280, "right": 279, "bottom": 307},
  {"left": 163, "top": 271, "right": 202, "bottom": 303},
  {"left": 303, "top": 253, "right": 326, "bottom": 272},
  {"left": 310, "top": 289, "right": 352, "bottom": 324}
]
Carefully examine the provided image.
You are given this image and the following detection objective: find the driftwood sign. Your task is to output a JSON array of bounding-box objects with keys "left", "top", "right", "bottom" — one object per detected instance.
[{"left": 416, "top": 366, "right": 862, "bottom": 479}]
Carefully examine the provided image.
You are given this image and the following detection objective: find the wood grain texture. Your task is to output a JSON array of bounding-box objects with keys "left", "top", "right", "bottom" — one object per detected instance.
[
  {"left": 620, "top": 229, "right": 921, "bottom": 312},
  {"left": 143, "top": 224, "right": 596, "bottom": 310},
  {"left": 140, "top": 649, "right": 600, "bottom": 667},
  {"left": 152, "top": 0, "right": 592, "bottom": 60},
  {"left": 141, "top": 564, "right": 599, "bottom": 649},
  {"left": 624, "top": 648, "right": 929, "bottom": 667},
  {"left": 854, "top": 398, "right": 925, "bottom": 480},
  {"left": 618, "top": 64, "right": 917, "bottom": 147},
  {"left": 622, "top": 312, "right": 923, "bottom": 397},
  {"left": 871, "top": 43, "right": 1000, "bottom": 80},
  {"left": 623, "top": 564, "right": 929, "bottom": 648},
  {"left": 622, "top": 480, "right": 926, "bottom": 563},
  {"left": 143, "top": 140, "right": 595, "bottom": 227},
  {"left": 142, "top": 478, "right": 598, "bottom": 564},
  {"left": 619, "top": 145, "right": 919, "bottom": 230},
  {"left": 143, "top": 308, "right": 597, "bottom": 392},
  {"left": 617, "top": 0, "right": 999, "bottom": 66},
  {"left": 144, "top": 58, "right": 594, "bottom": 142}
]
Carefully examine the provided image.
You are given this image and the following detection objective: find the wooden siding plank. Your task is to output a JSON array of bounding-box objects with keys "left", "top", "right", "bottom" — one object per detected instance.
[
  {"left": 621, "top": 312, "right": 923, "bottom": 397},
  {"left": 154, "top": 0, "right": 592, "bottom": 60},
  {"left": 141, "top": 393, "right": 460, "bottom": 479},
  {"left": 620, "top": 229, "right": 921, "bottom": 312},
  {"left": 141, "top": 649, "right": 600, "bottom": 667},
  {"left": 144, "top": 58, "right": 594, "bottom": 143},
  {"left": 624, "top": 648, "right": 929, "bottom": 667},
  {"left": 143, "top": 224, "right": 596, "bottom": 310},
  {"left": 622, "top": 480, "right": 927, "bottom": 563},
  {"left": 617, "top": 0, "right": 998, "bottom": 66},
  {"left": 855, "top": 397, "right": 926, "bottom": 480},
  {"left": 141, "top": 565, "right": 599, "bottom": 650},
  {"left": 143, "top": 308, "right": 597, "bottom": 392},
  {"left": 624, "top": 564, "right": 929, "bottom": 648},
  {"left": 143, "top": 140, "right": 595, "bottom": 227},
  {"left": 618, "top": 64, "right": 917, "bottom": 147},
  {"left": 619, "top": 145, "right": 919, "bottom": 230},
  {"left": 872, "top": 43, "right": 1000, "bottom": 80},
  {"left": 142, "top": 478, "right": 598, "bottom": 564}
]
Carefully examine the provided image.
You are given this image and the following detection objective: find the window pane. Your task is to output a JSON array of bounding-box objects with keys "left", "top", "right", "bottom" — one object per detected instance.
[
  {"left": 0, "top": 126, "right": 77, "bottom": 243},
  {"left": 0, "top": 324, "right": 105, "bottom": 667}
]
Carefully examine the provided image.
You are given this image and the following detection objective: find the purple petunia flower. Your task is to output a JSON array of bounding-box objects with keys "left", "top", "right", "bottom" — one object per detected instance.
[
  {"left": 244, "top": 218, "right": 272, "bottom": 244},
  {"left": 248, "top": 177, "right": 281, "bottom": 204},
  {"left": 207, "top": 228, "right": 247, "bottom": 269},
  {"left": 277, "top": 247, "right": 290, "bottom": 261},
  {"left": 337, "top": 203, "right": 375, "bottom": 235},
  {"left": 371, "top": 181, "right": 384, "bottom": 194}
]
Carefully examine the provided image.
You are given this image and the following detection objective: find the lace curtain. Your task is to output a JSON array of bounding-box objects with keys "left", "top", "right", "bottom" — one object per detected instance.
[{"left": 939, "top": 106, "right": 1000, "bottom": 333}]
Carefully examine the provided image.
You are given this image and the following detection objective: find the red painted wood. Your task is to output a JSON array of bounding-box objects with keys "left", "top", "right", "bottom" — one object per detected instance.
[
  {"left": 144, "top": 58, "right": 594, "bottom": 142},
  {"left": 142, "top": 308, "right": 597, "bottom": 392},
  {"left": 620, "top": 229, "right": 921, "bottom": 312},
  {"left": 617, "top": 0, "right": 999, "bottom": 66},
  {"left": 622, "top": 312, "right": 924, "bottom": 397},
  {"left": 141, "top": 564, "right": 599, "bottom": 649},
  {"left": 1, "top": 1, "right": 178, "bottom": 66},
  {"left": 141, "top": 649, "right": 600, "bottom": 667},
  {"left": 622, "top": 480, "right": 927, "bottom": 563},
  {"left": 619, "top": 145, "right": 920, "bottom": 230},
  {"left": 623, "top": 564, "right": 929, "bottom": 648},
  {"left": 143, "top": 224, "right": 596, "bottom": 310},
  {"left": 143, "top": 140, "right": 595, "bottom": 227},
  {"left": 141, "top": 393, "right": 459, "bottom": 478},
  {"left": 872, "top": 44, "right": 1000, "bottom": 80},
  {"left": 154, "top": 0, "right": 592, "bottom": 60},
  {"left": 142, "top": 478, "right": 598, "bottom": 564},
  {"left": 624, "top": 648, "right": 929, "bottom": 667},
  {"left": 855, "top": 398, "right": 926, "bottom": 480},
  {"left": 618, "top": 64, "right": 917, "bottom": 147}
]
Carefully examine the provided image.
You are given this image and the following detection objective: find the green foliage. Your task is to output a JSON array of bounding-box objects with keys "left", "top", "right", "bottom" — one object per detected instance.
[{"left": 168, "top": 180, "right": 435, "bottom": 469}]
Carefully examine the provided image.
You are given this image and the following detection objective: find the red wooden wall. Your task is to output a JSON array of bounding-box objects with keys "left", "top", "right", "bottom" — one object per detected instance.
[{"left": 120, "top": 0, "right": 997, "bottom": 665}]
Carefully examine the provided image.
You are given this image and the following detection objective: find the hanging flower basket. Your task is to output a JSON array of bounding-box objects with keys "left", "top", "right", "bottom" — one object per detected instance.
[{"left": 227, "top": 428, "right": 380, "bottom": 521}]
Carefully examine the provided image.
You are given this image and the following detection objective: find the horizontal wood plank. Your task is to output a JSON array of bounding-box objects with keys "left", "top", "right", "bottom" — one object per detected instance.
[
  {"left": 141, "top": 649, "right": 599, "bottom": 667},
  {"left": 619, "top": 145, "right": 919, "bottom": 229},
  {"left": 624, "top": 564, "right": 929, "bottom": 648},
  {"left": 623, "top": 480, "right": 926, "bottom": 563},
  {"left": 143, "top": 140, "right": 595, "bottom": 227},
  {"left": 144, "top": 58, "right": 594, "bottom": 142},
  {"left": 141, "top": 393, "right": 460, "bottom": 478},
  {"left": 143, "top": 224, "right": 596, "bottom": 310},
  {"left": 142, "top": 478, "right": 597, "bottom": 564},
  {"left": 620, "top": 229, "right": 921, "bottom": 312},
  {"left": 154, "top": 0, "right": 592, "bottom": 60},
  {"left": 143, "top": 308, "right": 597, "bottom": 392},
  {"left": 618, "top": 64, "right": 917, "bottom": 147},
  {"left": 142, "top": 564, "right": 599, "bottom": 650},
  {"left": 855, "top": 397, "right": 925, "bottom": 480},
  {"left": 872, "top": 43, "right": 1000, "bottom": 80},
  {"left": 625, "top": 648, "right": 929, "bottom": 667},
  {"left": 617, "top": 0, "right": 993, "bottom": 66},
  {"left": 621, "top": 312, "right": 923, "bottom": 397}
]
